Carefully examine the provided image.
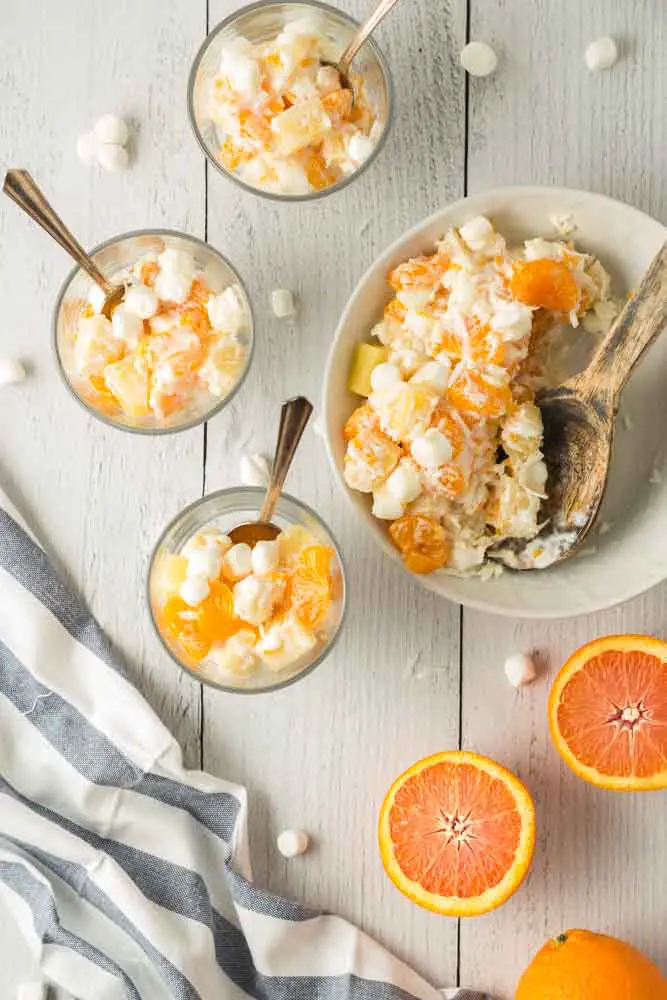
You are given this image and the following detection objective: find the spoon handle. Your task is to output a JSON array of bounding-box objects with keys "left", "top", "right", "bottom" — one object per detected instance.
[
  {"left": 338, "top": 0, "right": 403, "bottom": 76},
  {"left": 3, "top": 169, "right": 115, "bottom": 295},
  {"left": 577, "top": 241, "right": 667, "bottom": 401},
  {"left": 260, "top": 396, "right": 314, "bottom": 524}
]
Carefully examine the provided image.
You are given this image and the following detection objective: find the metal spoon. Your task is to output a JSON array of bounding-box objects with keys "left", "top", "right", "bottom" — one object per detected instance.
[
  {"left": 228, "top": 396, "right": 313, "bottom": 547},
  {"left": 491, "top": 240, "right": 667, "bottom": 571},
  {"left": 3, "top": 169, "right": 124, "bottom": 319},
  {"left": 324, "top": 0, "right": 403, "bottom": 96}
]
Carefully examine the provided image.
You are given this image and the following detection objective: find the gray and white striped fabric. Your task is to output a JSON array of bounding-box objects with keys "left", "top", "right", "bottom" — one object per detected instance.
[{"left": 0, "top": 486, "right": 490, "bottom": 1000}]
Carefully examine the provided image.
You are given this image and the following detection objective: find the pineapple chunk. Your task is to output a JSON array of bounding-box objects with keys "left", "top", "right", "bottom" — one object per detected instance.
[
  {"left": 74, "top": 315, "right": 123, "bottom": 375},
  {"left": 277, "top": 525, "right": 317, "bottom": 565},
  {"left": 271, "top": 98, "right": 331, "bottom": 156},
  {"left": 257, "top": 613, "right": 318, "bottom": 672},
  {"left": 347, "top": 342, "right": 389, "bottom": 397},
  {"left": 152, "top": 554, "right": 188, "bottom": 606},
  {"left": 103, "top": 357, "right": 151, "bottom": 418}
]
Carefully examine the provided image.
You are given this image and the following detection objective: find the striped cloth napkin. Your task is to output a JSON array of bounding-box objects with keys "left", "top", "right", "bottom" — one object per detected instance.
[{"left": 0, "top": 486, "right": 490, "bottom": 1000}]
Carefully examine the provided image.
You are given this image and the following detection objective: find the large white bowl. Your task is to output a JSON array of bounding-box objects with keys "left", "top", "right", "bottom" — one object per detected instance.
[{"left": 323, "top": 186, "right": 667, "bottom": 619}]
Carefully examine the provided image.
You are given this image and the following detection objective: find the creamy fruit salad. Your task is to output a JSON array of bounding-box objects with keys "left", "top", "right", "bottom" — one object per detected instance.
[
  {"left": 152, "top": 524, "right": 342, "bottom": 688},
  {"left": 66, "top": 245, "right": 250, "bottom": 427},
  {"left": 206, "top": 17, "right": 382, "bottom": 195},
  {"left": 343, "top": 216, "right": 619, "bottom": 576}
]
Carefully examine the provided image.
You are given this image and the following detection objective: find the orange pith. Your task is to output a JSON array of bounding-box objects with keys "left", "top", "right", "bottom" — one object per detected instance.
[
  {"left": 511, "top": 258, "right": 579, "bottom": 312},
  {"left": 378, "top": 751, "right": 536, "bottom": 917},
  {"left": 549, "top": 635, "right": 667, "bottom": 791}
]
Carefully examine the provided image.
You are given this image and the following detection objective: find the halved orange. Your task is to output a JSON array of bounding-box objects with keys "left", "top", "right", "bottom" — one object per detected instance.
[
  {"left": 378, "top": 751, "right": 536, "bottom": 916},
  {"left": 549, "top": 635, "right": 667, "bottom": 791}
]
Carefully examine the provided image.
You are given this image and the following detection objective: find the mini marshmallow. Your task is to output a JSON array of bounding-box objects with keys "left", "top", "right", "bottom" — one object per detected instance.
[
  {"left": 0, "top": 357, "right": 26, "bottom": 385},
  {"left": 111, "top": 305, "right": 144, "bottom": 345},
  {"left": 186, "top": 545, "right": 224, "bottom": 581},
  {"left": 239, "top": 452, "right": 271, "bottom": 487},
  {"left": 208, "top": 286, "right": 246, "bottom": 333},
  {"left": 223, "top": 542, "right": 253, "bottom": 580},
  {"left": 180, "top": 574, "right": 210, "bottom": 607},
  {"left": 208, "top": 630, "right": 258, "bottom": 676},
  {"left": 251, "top": 540, "right": 279, "bottom": 575},
  {"left": 316, "top": 64, "right": 341, "bottom": 95},
  {"left": 370, "top": 362, "right": 402, "bottom": 392},
  {"left": 459, "top": 215, "right": 495, "bottom": 251},
  {"left": 87, "top": 283, "right": 107, "bottom": 314},
  {"left": 233, "top": 574, "right": 277, "bottom": 625},
  {"left": 97, "top": 143, "right": 129, "bottom": 172},
  {"left": 372, "top": 482, "right": 405, "bottom": 520},
  {"left": 77, "top": 131, "right": 100, "bottom": 165},
  {"left": 385, "top": 459, "right": 422, "bottom": 504},
  {"left": 158, "top": 248, "right": 197, "bottom": 278},
  {"left": 460, "top": 41, "right": 498, "bottom": 77},
  {"left": 504, "top": 653, "right": 537, "bottom": 688},
  {"left": 125, "top": 283, "right": 159, "bottom": 319},
  {"left": 585, "top": 36, "right": 618, "bottom": 71},
  {"left": 411, "top": 428, "right": 453, "bottom": 469},
  {"left": 154, "top": 269, "right": 193, "bottom": 305},
  {"left": 93, "top": 114, "right": 129, "bottom": 146},
  {"left": 271, "top": 288, "right": 296, "bottom": 318},
  {"left": 347, "top": 133, "right": 375, "bottom": 165},
  {"left": 277, "top": 828, "right": 309, "bottom": 858},
  {"left": 411, "top": 361, "right": 450, "bottom": 393}
]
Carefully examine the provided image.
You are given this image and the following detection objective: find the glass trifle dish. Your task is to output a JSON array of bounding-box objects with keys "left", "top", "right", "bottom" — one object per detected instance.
[
  {"left": 54, "top": 231, "right": 253, "bottom": 432},
  {"left": 148, "top": 488, "right": 346, "bottom": 692}
]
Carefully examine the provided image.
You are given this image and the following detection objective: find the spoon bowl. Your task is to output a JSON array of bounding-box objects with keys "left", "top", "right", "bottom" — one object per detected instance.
[{"left": 322, "top": 0, "right": 402, "bottom": 99}]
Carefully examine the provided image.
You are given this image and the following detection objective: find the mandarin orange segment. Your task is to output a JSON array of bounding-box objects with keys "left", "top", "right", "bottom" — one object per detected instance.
[
  {"left": 304, "top": 151, "right": 332, "bottom": 191},
  {"left": 438, "top": 464, "right": 468, "bottom": 499},
  {"left": 388, "top": 252, "right": 450, "bottom": 291},
  {"left": 321, "top": 88, "right": 353, "bottom": 122},
  {"left": 430, "top": 403, "right": 466, "bottom": 459},
  {"left": 389, "top": 514, "right": 450, "bottom": 574},
  {"left": 548, "top": 635, "right": 667, "bottom": 791},
  {"left": 289, "top": 559, "right": 333, "bottom": 630},
  {"left": 379, "top": 751, "right": 536, "bottom": 916},
  {"left": 447, "top": 368, "right": 512, "bottom": 420},
  {"left": 343, "top": 404, "right": 379, "bottom": 441},
  {"left": 344, "top": 429, "right": 402, "bottom": 492},
  {"left": 195, "top": 580, "right": 241, "bottom": 643},
  {"left": 384, "top": 298, "right": 407, "bottom": 324},
  {"left": 510, "top": 258, "right": 579, "bottom": 312}
]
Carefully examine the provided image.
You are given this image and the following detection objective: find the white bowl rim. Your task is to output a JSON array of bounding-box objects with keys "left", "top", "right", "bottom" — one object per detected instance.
[{"left": 322, "top": 184, "right": 667, "bottom": 620}]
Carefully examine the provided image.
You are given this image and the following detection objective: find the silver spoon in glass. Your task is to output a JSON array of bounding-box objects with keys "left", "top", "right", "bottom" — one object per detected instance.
[
  {"left": 3, "top": 169, "right": 125, "bottom": 319},
  {"left": 228, "top": 396, "right": 313, "bottom": 547},
  {"left": 323, "top": 0, "right": 403, "bottom": 98}
]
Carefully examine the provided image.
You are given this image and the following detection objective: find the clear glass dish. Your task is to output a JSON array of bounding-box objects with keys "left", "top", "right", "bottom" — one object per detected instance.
[
  {"left": 53, "top": 229, "right": 254, "bottom": 434},
  {"left": 187, "top": 0, "right": 394, "bottom": 202},
  {"left": 148, "top": 487, "right": 347, "bottom": 693}
]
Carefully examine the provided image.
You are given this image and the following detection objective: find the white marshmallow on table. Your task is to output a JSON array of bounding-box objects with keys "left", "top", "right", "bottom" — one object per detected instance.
[
  {"left": 460, "top": 41, "right": 498, "bottom": 77},
  {"left": 93, "top": 113, "right": 130, "bottom": 147},
  {"left": 223, "top": 542, "right": 254, "bottom": 580},
  {"left": 370, "top": 362, "right": 402, "bottom": 392},
  {"left": 270, "top": 288, "right": 296, "bottom": 318},
  {"left": 585, "top": 36, "right": 618, "bottom": 71},
  {"left": 97, "top": 143, "right": 129, "bottom": 173},
  {"left": 111, "top": 304, "right": 144, "bottom": 345},
  {"left": 154, "top": 269, "right": 193, "bottom": 305},
  {"left": 411, "top": 360, "right": 450, "bottom": 393},
  {"left": 208, "top": 286, "right": 246, "bottom": 333},
  {"left": 124, "top": 283, "right": 159, "bottom": 319},
  {"left": 277, "top": 828, "right": 309, "bottom": 858},
  {"left": 251, "top": 540, "right": 279, "bottom": 576},
  {"left": 411, "top": 428, "right": 453, "bottom": 470},
  {"left": 0, "top": 357, "right": 26, "bottom": 385},
  {"left": 504, "top": 653, "right": 537, "bottom": 688},
  {"left": 77, "top": 130, "right": 100, "bottom": 165},
  {"left": 180, "top": 574, "right": 211, "bottom": 607},
  {"left": 239, "top": 452, "right": 271, "bottom": 488},
  {"left": 384, "top": 459, "right": 422, "bottom": 505}
]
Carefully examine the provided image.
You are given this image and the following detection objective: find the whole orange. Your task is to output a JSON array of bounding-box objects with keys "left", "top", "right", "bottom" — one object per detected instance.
[{"left": 515, "top": 929, "right": 667, "bottom": 1000}]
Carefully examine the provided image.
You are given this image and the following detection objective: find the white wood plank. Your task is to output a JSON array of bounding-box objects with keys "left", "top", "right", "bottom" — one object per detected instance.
[
  {"left": 204, "top": 0, "right": 466, "bottom": 985},
  {"left": 463, "top": 2, "right": 667, "bottom": 996}
]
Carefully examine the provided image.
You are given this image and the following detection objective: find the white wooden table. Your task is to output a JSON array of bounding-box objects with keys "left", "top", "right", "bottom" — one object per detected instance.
[{"left": 1, "top": 1, "right": 666, "bottom": 997}]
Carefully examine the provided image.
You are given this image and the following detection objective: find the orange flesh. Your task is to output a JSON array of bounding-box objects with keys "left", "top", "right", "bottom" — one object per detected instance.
[
  {"left": 388, "top": 761, "right": 522, "bottom": 898},
  {"left": 511, "top": 258, "right": 579, "bottom": 312},
  {"left": 289, "top": 545, "right": 334, "bottom": 628},
  {"left": 556, "top": 650, "right": 667, "bottom": 778},
  {"left": 389, "top": 514, "right": 450, "bottom": 574}
]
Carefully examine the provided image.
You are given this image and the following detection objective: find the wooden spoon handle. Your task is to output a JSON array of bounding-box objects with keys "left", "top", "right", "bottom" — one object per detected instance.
[{"left": 576, "top": 241, "right": 667, "bottom": 401}]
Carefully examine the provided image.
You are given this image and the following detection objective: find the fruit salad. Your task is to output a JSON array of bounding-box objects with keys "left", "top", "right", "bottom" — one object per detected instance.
[
  {"left": 206, "top": 17, "right": 382, "bottom": 195},
  {"left": 151, "top": 523, "right": 343, "bottom": 689},
  {"left": 343, "top": 216, "right": 619, "bottom": 576},
  {"left": 65, "top": 244, "right": 250, "bottom": 428}
]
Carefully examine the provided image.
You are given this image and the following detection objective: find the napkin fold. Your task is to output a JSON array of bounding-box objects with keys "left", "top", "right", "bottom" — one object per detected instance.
[{"left": 0, "top": 487, "right": 491, "bottom": 1000}]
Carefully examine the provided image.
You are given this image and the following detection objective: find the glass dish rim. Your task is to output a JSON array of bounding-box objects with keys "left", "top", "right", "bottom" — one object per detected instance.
[
  {"left": 146, "top": 485, "right": 348, "bottom": 694},
  {"left": 186, "top": 0, "right": 395, "bottom": 203},
  {"left": 52, "top": 227, "right": 256, "bottom": 436}
]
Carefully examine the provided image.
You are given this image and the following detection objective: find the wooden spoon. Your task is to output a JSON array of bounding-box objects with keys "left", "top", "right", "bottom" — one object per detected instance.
[
  {"left": 491, "top": 240, "right": 667, "bottom": 571},
  {"left": 3, "top": 169, "right": 124, "bottom": 318},
  {"left": 228, "top": 396, "right": 313, "bottom": 547}
]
